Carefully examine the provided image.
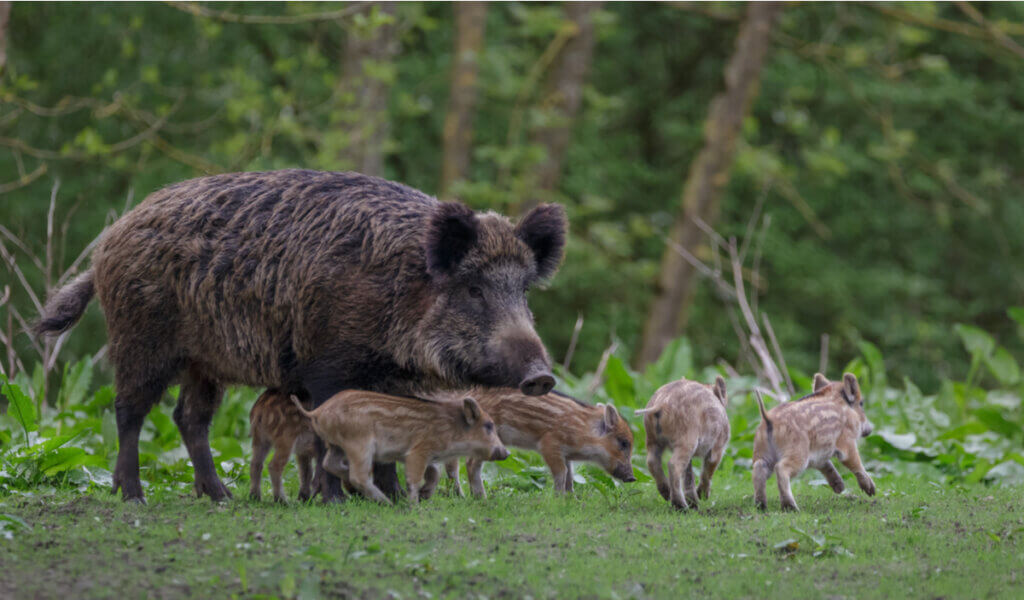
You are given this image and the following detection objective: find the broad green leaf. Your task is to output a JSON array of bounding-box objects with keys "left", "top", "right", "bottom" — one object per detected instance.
[
  {"left": 1008, "top": 307, "right": 1024, "bottom": 332},
  {"left": 937, "top": 421, "right": 988, "bottom": 441},
  {"left": 1, "top": 376, "right": 38, "bottom": 436},
  {"left": 857, "top": 339, "right": 886, "bottom": 387},
  {"left": 954, "top": 324, "right": 995, "bottom": 358},
  {"left": 877, "top": 430, "right": 916, "bottom": 450},
  {"left": 644, "top": 337, "right": 694, "bottom": 385},
  {"left": 603, "top": 356, "right": 636, "bottom": 408},
  {"left": 59, "top": 359, "right": 94, "bottom": 410},
  {"left": 985, "top": 347, "right": 1020, "bottom": 386},
  {"left": 972, "top": 407, "right": 1022, "bottom": 439}
]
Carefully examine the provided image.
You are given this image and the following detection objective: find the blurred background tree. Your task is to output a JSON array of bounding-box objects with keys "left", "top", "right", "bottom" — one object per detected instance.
[{"left": 2, "top": 1, "right": 1023, "bottom": 392}]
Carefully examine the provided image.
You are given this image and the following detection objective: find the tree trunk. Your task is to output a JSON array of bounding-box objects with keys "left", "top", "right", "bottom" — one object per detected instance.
[
  {"left": 337, "top": 2, "right": 399, "bottom": 177},
  {"left": 529, "top": 1, "right": 601, "bottom": 201},
  {"left": 637, "top": 1, "right": 783, "bottom": 367},
  {"left": 0, "top": 2, "right": 11, "bottom": 73},
  {"left": 440, "top": 2, "right": 488, "bottom": 198}
]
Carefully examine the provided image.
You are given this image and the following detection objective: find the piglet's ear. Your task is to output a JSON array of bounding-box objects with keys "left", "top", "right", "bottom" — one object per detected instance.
[
  {"left": 462, "top": 397, "right": 482, "bottom": 426},
  {"left": 603, "top": 403, "right": 620, "bottom": 430},
  {"left": 713, "top": 376, "right": 727, "bottom": 406},
  {"left": 813, "top": 373, "right": 829, "bottom": 392},
  {"left": 425, "top": 203, "right": 479, "bottom": 276},
  {"left": 515, "top": 203, "right": 567, "bottom": 280},
  {"left": 842, "top": 373, "right": 860, "bottom": 405}
]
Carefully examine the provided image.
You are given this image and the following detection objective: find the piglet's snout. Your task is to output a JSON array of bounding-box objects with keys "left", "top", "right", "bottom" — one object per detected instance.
[
  {"left": 613, "top": 462, "right": 636, "bottom": 483},
  {"left": 861, "top": 420, "right": 874, "bottom": 438},
  {"left": 490, "top": 446, "right": 510, "bottom": 461}
]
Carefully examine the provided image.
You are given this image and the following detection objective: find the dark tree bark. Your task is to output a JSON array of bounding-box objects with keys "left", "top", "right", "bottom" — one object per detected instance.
[
  {"left": 637, "top": 1, "right": 783, "bottom": 367},
  {"left": 337, "top": 2, "right": 399, "bottom": 177},
  {"left": 440, "top": 2, "right": 488, "bottom": 198},
  {"left": 0, "top": 2, "right": 11, "bottom": 73},
  {"left": 528, "top": 1, "right": 601, "bottom": 201}
]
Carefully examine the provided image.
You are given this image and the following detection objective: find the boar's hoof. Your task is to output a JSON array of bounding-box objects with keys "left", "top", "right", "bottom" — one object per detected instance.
[
  {"left": 755, "top": 501, "right": 767, "bottom": 512},
  {"left": 780, "top": 501, "right": 799, "bottom": 512},
  {"left": 195, "top": 478, "right": 233, "bottom": 502},
  {"left": 296, "top": 491, "right": 312, "bottom": 502},
  {"left": 519, "top": 372, "right": 555, "bottom": 396},
  {"left": 657, "top": 483, "right": 671, "bottom": 501}
]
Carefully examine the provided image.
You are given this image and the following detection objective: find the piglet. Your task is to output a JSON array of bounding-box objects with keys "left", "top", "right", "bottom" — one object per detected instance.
[
  {"left": 291, "top": 391, "right": 508, "bottom": 504},
  {"left": 752, "top": 373, "right": 875, "bottom": 511},
  {"left": 249, "top": 390, "right": 318, "bottom": 502}
]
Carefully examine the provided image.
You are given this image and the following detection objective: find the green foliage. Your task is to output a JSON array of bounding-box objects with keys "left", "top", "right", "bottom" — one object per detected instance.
[{"left": 2, "top": 3, "right": 1023, "bottom": 387}]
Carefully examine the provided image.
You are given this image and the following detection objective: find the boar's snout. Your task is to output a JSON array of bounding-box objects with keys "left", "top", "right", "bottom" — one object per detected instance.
[
  {"left": 861, "top": 419, "right": 874, "bottom": 438},
  {"left": 612, "top": 462, "right": 636, "bottom": 483},
  {"left": 490, "top": 446, "right": 510, "bottom": 461},
  {"left": 519, "top": 366, "right": 555, "bottom": 396}
]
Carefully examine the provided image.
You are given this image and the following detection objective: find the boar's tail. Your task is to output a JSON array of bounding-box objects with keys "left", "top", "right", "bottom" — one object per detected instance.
[
  {"left": 755, "top": 391, "right": 773, "bottom": 438},
  {"left": 290, "top": 395, "right": 314, "bottom": 419},
  {"left": 33, "top": 270, "right": 95, "bottom": 337}
]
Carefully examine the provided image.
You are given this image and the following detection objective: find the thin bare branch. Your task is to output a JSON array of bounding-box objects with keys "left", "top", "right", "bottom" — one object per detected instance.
[
  {"left": 738, "top": 181, "right": 770, "bottom": 264},
  {"left": 0, "top": 162, "right": 47, "bottom": 194},
  {"left": 0, "top": 224, "right": 44, "bottom": 272},
  {"left": 762, "top": 312, "right": 794, "bottom": 395},
  {"left": 165, "top": 1, "right": 370, "bottom": 25},
  {"left": 587, "top": 340, "right": 621, "bottom": 395},
  {"left": 0, "top": 239, "right": 43, "bottom": 313},
  {"left": 819, "top": 333, "right": 830, "bottom": 375},
  {"left": 562, "top": 313, "right": 584, "bottom": 372}
]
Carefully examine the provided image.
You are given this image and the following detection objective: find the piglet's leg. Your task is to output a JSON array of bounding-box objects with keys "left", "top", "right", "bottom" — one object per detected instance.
[
  {"left": 564, "top": 463, "right": 575, "bottom": 494},
  {"left": 818, "top": 461, "right": 846, "bottom": 494},
  {"left": 269, "top": 437, "right": 294, "bottom": 503},
  {"left": 697, "top": 446, "right": 724, "bottom": 500},
  {"left": 466, "top": 458, "right": 486, "bottom": 499},
  {"left": 775, "top": 460, "right": 800, "bottom": 512},
  {"left": 646, "top": 443, "right": 669, "bottom": 501},
  {"left": 540, "top": 437, "right": 570, "bottom": 493},
  {"left": 339, "top": 445, "right": 391, "bottom": 505},
  {"left": 296, "top": 451, "right": 314, "bottom": 501},
  {"left": 752, "top": 458, "right": 772, "bottom": 511},
  {"left": 249, "top": 434, "right": 272, "bottom": 501},
  {"left": 837, "top": 438, "right": 875, "bottom": 497},
  {"left": 444, "top": 459, "right": 464, "bottom": 498},
  {"left": 419, "top": 464, "right": 441, "bottom": 500},
  {"left": 404, "top": 453, "right": 429, "bottom": 504},
  {"left": 667, "top": 450, "right": 696, "bottom": 510}
]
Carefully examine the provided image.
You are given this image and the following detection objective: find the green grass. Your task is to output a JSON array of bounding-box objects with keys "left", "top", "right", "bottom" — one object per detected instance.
[{"left": 2, "top": 469, "right": 1022, "bottom": 599}]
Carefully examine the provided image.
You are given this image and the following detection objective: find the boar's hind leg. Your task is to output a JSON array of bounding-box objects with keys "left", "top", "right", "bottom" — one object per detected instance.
[
  {"left": 296, "top": 450, "right": 315, "bottom": 501},
  {"left": 752, "top": 459, "right": 772, "bottom": 511},
  {"left": 818, "top": 461, "right": 846, "bottom": 494},
  {"left": 173, "top": 367, "right": 231, "bottom": 501},
  {"left": 112, "top": 370, "right": 175, "bottom": 503},
  {"left": 775, "top": 460, "right": 800, "bottom": 511},
  {"left": 344, "top": 446, "right": 392, "bottom": 505},
  {"left": 667, "top": 441, "right": 698, "bottom": 510}
]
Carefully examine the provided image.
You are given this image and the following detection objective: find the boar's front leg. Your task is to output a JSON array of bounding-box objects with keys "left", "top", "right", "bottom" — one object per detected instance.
[
  {"left": 818, "top": 461, "right": 846, "bottom": 494},
  {"left": 173, "top": 368, "right": 231, "bottom": 501},
  {"left": 837, "top": 437, "right": 875, "bottom": 497}
]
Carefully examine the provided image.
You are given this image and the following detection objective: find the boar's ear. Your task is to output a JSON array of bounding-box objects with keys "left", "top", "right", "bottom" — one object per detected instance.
[
  {"left": 425, "top": 203, "right": 480, "bottom": 276},
  {"left": 813, "top": 373, "right": 829, "bottom": 393},
  {"left": 713, "top": 376, "right": 727, "bottom": 406},
  {"left": 603, "top": 403, "right": 621, "bottom": 430},
  {"left": 515, "top": 203, "right": 567, "bottom": 280},
  {"left": 462, "top": 397, "right": 482, "bottom": 426},
  {"left": 842, "top": 373, "right": 860, "bottom": 405}
]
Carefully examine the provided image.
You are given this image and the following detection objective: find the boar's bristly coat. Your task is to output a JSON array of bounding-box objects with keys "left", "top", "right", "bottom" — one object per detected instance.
[{"left": 34, "top": 170, "right": 567, "bottom": 503}]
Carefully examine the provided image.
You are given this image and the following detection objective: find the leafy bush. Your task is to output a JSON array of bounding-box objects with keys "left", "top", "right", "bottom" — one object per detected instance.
[{"left": 2, "top": 312, "right": 1022, "bottom": 496}]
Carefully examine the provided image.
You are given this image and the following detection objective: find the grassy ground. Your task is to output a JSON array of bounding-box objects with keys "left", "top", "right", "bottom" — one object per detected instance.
[{"left": 1, "top": 468, "right": 1022, "bottom": 599}]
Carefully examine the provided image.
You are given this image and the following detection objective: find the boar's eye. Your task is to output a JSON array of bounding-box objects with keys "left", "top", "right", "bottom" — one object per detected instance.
[
  {"left": 484, "top": 422, "right": 494, "bottom": 434},
  {"left": 617, "top": 437, "right": 630, "bottom": 451},
  {"left": 468, "top": 286, "right": 484, "bottom": 300}
]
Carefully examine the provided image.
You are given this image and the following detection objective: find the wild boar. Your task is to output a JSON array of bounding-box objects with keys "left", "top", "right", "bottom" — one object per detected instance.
[
  {"left": 34, "top": 170, "right": 566, "bottom": 503},
  {"left": 290, "top": 390, "right": 509, "bottom": 504},
  {"left": 752, "top": 373, "right": 875, "bottom": 511},
  {"left": 444, "top": 388, "right": 635, "bottom": 497},
  {"left": 248, "top": 389, "right": 318, "bottom": 503},
  {"left": 637, "top": 376, "right": 729, "bottom": 510}
]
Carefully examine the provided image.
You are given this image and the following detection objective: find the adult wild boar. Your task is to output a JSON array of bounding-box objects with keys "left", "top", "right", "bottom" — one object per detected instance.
[{"left": 35, "top": 170, "right": 566, "bottom": 503}]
